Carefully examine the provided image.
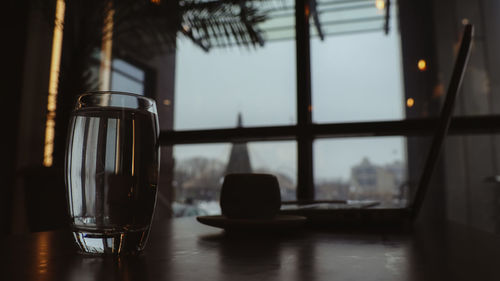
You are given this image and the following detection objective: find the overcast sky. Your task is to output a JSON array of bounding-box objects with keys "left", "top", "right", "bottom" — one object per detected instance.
[{"left": 172, "top": 3, "right": 405, "bottom": 182}]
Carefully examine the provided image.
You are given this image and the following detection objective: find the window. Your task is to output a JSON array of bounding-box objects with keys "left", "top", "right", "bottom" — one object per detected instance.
[
  {"left": 172, "top": 141, "right": 297, "bottom": 216},
  {"left": 174, "top": 39, "right": 296, "bottom": 130},
  {"left": 314, "top": 137, "right": 407, "bottom": 207},
  {"left": 163, "top": 0, "right": 409, "bottom": 216},
  {"left": 311, "top": 0, "right": 404, "bottom": 123},
  {"left": 110, "top": 58, "right": 146, "bottom": 95},
  {"left": 49, "top": 0, "right": 499, "bottom": 221}
]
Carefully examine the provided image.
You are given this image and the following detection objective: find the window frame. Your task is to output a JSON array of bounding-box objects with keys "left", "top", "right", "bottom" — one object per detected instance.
[
  {"left": 111, "top": 55, "right": 157, "bottom": 98},
  {"left": 158, "top": 0, "right": 500, "bottom": 203}
]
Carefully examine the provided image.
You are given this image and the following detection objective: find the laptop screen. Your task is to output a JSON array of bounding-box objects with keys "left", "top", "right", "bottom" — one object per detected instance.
[
  {"left": 409, "top": 24, "right": 473, "bottom": 218},
  {"left": 282, "top": 24, "right": 473, "bottom": 216}
]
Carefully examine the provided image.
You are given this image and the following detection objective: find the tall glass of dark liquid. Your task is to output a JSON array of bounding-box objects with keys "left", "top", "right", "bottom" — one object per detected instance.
[{"left": 65, "top": 92, "right": 159, "bottom": 254}]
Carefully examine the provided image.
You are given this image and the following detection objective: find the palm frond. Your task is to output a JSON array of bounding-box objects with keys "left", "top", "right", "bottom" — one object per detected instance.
[
  {"left": 35, "top": 0, "right": 285, "bottom": 58},
  {"left": 180, "top": 0, "right": 269, "bottom": 50}
]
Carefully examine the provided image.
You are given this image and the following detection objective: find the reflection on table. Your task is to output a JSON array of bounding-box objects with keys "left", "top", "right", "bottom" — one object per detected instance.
[{"left": 1, "top": 218, "right": 500, "bottom": 281}]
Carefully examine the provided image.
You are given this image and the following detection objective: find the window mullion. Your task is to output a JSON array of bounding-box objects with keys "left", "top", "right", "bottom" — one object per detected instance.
[{"left": 295, "top": 0, "right": 314, "bottom": 201}]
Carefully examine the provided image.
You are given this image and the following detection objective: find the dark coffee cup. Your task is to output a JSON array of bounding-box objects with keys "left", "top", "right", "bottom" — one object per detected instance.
[{"left": 220, "top": 173, "right": 281, "bottom": 219}]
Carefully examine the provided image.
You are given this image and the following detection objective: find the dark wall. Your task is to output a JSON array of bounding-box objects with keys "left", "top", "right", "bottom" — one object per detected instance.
[
  {"left": 400, "top": 0, "right": 500, "bottom": 232},
  {"left": 1, "top": 1, "right": 30, "bottom": 235},
  {"left": 398, "top": 0, "right": 445, "bottom": 224},
  {"left": 10, "top": 2, "right": 65, "bottom": 233},
  {"left": 432, "top": 0, "right": 500, "bottom": 234}
]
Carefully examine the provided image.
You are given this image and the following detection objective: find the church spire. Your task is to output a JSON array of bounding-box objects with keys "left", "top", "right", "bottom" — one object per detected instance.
[
  {"left": 237, "top": 112, "right": 243, "bottom": 127},
  {"left": 225, "top": 113, "right": 252, "bottom": 174}
]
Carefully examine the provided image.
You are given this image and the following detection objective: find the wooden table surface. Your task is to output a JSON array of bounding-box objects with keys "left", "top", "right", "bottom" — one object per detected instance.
[{"left": 1, "top": 217, "right": 500, "bottom": 281}]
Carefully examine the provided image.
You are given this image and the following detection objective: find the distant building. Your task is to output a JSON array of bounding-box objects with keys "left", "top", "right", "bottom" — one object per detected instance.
[
  {"left": 385, "top": 160, "right": 406, "bottom": 187},
  {"left": 316, "top": 179, "right": 349, "bottom": 201},
  {"left": 349, "top": 157, "right": 404, "bottom": 202}
]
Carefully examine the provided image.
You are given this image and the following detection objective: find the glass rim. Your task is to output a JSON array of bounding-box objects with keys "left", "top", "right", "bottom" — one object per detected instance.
[
  {"left": 78, "top": 91, "right": 156, "bottom": 103},
  {"left": 75, "top": 91, "right": 157, "bottom": 112}
]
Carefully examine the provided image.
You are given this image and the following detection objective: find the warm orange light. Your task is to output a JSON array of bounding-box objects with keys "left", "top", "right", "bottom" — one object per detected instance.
[
  {"left": 151, "top": 0, "right": 161, "bottom": 4},
  {"left": 36, "top": 232, "right": 51, "bottom": 274},
  {"left": 43, "top": 117, "right": 56, "bottom": 167},
  {"left": 417, "top": 59, "right": 427, "bottom": 71},
  {"left": 433, "top": 83, "right": 445, "bottom": 98},
  {"left": 406, "top": 98, "right": 415, "bottom": 108},
  {"left": 131, "top": 119, "right": 135, "bottom": 176},
  {"left": 308, "top": 105, "right": 313, "bottom": 112},
  {"left": 163, "top": 99, "right": 171, "bottom": 106},
  {"left": 99, "top": 1, "right": 114, "bottom": 91},
  {"left": 375, "top": 0, "right": 385, "bottom": 10},
  {"left": 43, "top": 0, "right": 65, "bottom": 167}
]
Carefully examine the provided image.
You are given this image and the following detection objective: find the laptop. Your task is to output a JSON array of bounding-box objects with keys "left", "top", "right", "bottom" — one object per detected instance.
[{"left": 280, "top": 24, "right": 474, "bottom": 227}]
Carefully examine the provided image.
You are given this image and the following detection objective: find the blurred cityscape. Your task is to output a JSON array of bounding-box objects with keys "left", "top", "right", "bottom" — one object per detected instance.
[{"left": 171, "top": 117, "right": 407, "bottom": 217}]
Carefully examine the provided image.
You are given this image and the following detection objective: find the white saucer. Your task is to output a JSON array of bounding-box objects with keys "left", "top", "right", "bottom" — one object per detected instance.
[{"left": 196, "top": 215, "right": 307, "bottom": 230}]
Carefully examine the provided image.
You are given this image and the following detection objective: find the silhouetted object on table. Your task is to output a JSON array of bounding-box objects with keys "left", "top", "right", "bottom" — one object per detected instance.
[
  {"left": 198, "top": 173, "right": 306, "bottom": 230},
  {"left": 281, "top": 24, "right": 474, "bottom": 226},
  {"left": 220, "top": 173, "right": 281, "bottom": 219}
]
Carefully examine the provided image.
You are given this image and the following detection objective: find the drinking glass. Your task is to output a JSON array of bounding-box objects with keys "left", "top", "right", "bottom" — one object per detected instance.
[{"left": 65, "top": 91, "right": 159, "bottom": 254}]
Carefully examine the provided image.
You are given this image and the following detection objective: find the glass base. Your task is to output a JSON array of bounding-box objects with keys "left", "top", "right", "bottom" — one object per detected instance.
[{"left": 72, "top": 228, "right": 149, "bottom": 255}]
